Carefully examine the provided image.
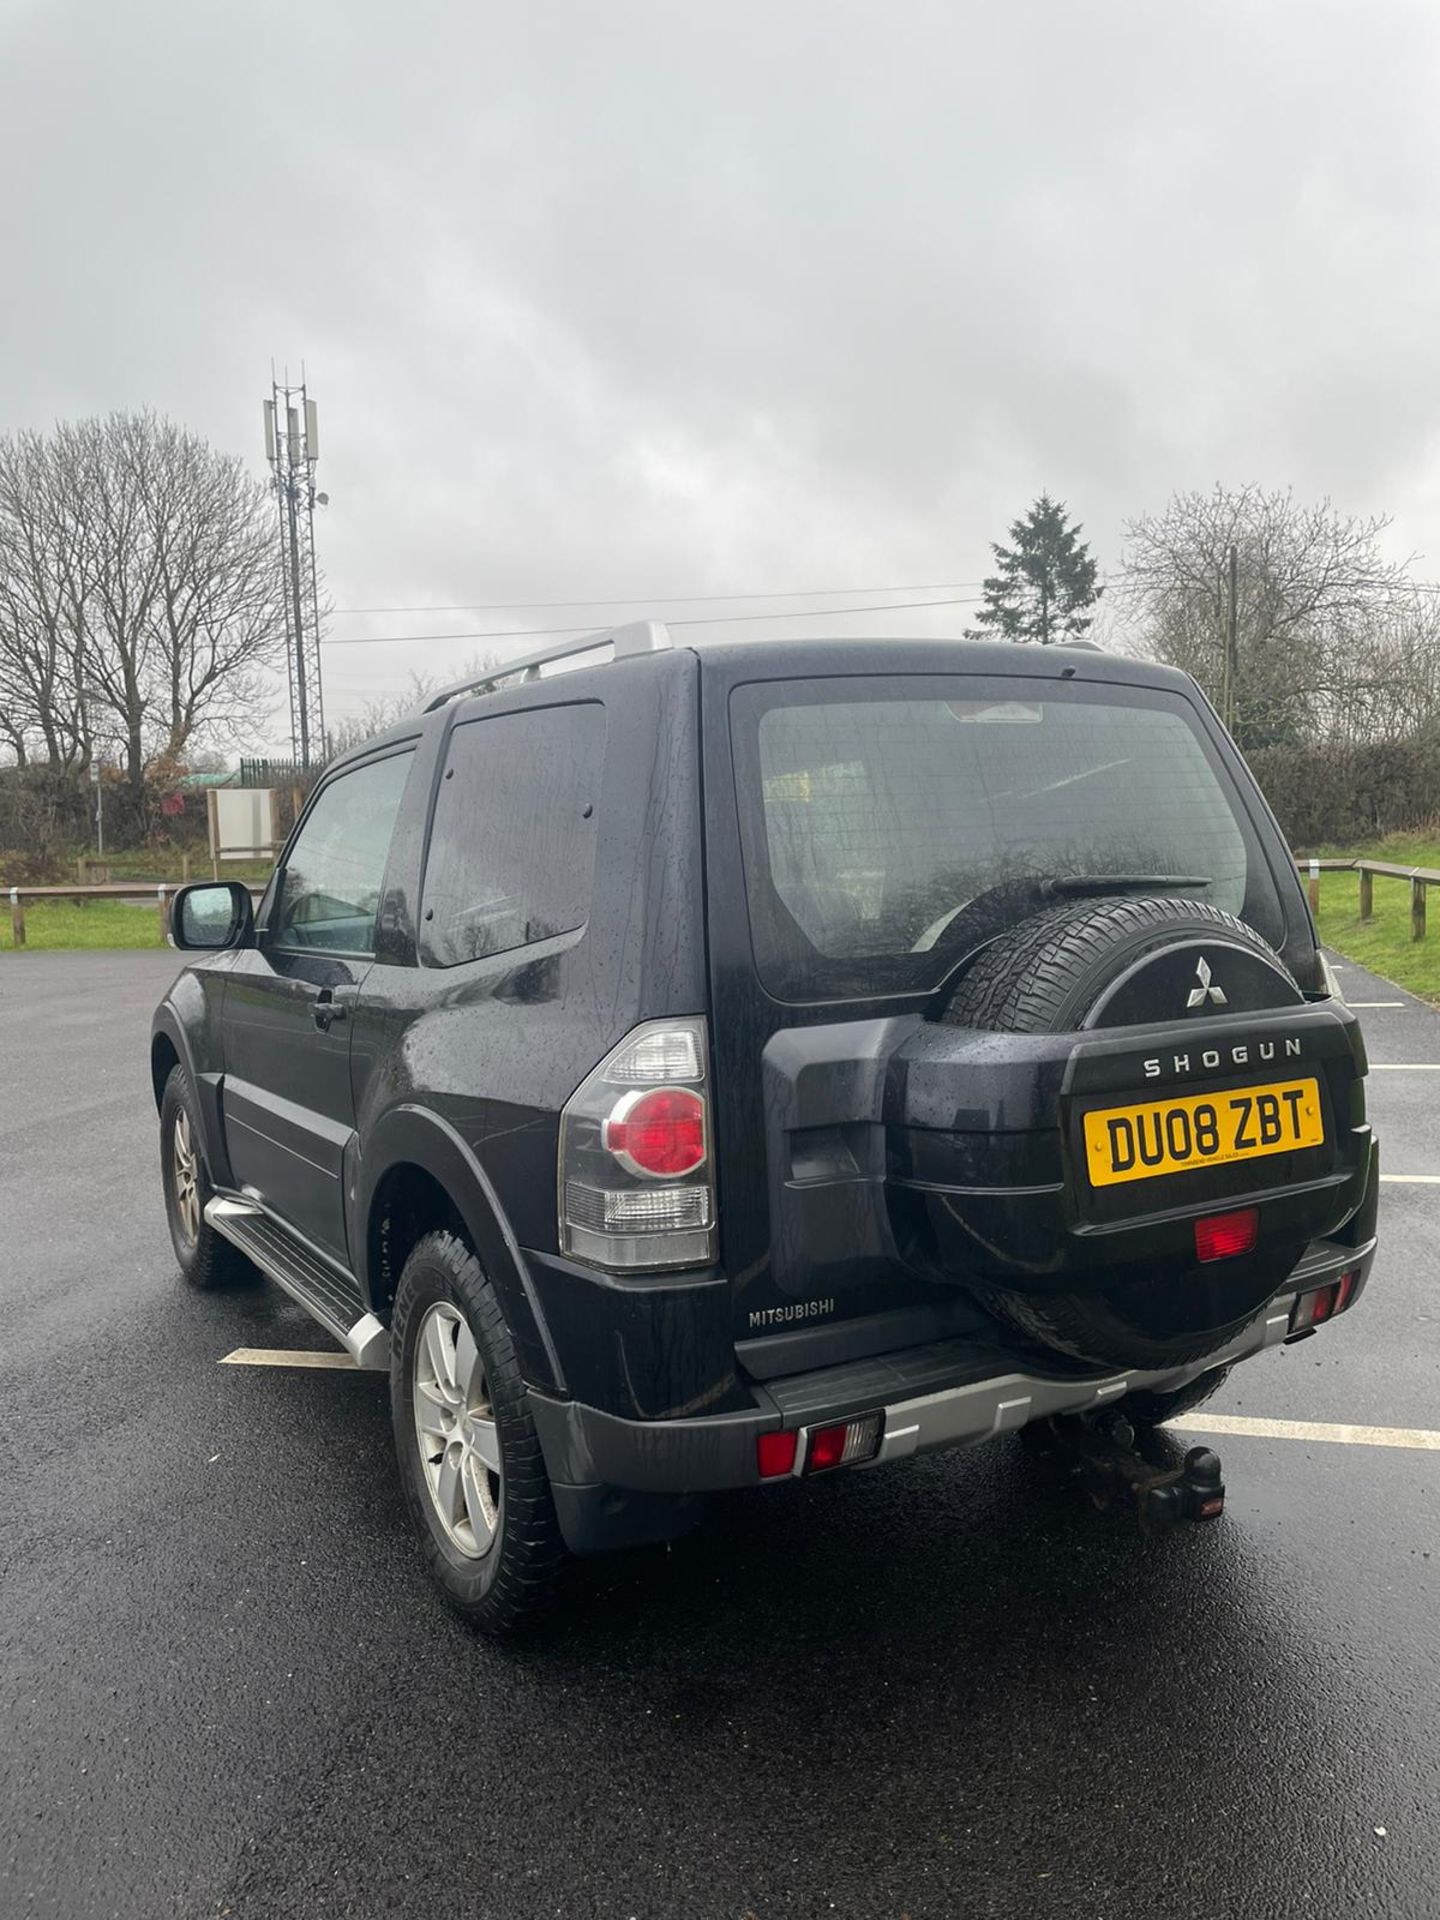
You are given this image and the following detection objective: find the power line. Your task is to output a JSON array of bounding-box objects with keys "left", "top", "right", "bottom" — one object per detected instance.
[
  {"left": 331, "top": 580, "right": 984, "bottom": 616},
  {"left": 321, "top": 592, "right": 987, "bottom": 647},
  {"left": 330, "top": 564, "right": 1440, "bottom": 621}
]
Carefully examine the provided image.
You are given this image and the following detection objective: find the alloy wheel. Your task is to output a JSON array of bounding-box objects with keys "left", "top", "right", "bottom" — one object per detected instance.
[
  {"left": 412, "top": 1300, "right": 501, "bottom": 1558},
  {"left": 171, "top": 1107, "right": 201, "bottom": 1246}
]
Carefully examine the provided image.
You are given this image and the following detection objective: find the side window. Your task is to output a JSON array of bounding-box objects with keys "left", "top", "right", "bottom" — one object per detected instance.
[
  {"left": 421, "top": 703, "right": 605, "bottom": 967},
  {"left": 273, "top": 750, "right": 415, "bottom": 956}
]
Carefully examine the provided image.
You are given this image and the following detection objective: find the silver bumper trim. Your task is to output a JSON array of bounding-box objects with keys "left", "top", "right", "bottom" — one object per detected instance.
[{"left": 869, "top": 1303, "right": 1295, "bottom": 1467}]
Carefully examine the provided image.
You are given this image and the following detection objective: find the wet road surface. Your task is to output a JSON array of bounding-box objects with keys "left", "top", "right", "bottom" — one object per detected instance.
[{"left": 1, "top": 949, "right": 1437, "bottom": 1919}]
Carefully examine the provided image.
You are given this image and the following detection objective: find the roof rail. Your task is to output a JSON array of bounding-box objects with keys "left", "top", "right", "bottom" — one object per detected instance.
[
  {"left": 1055, "top": 637, "right": 1103, "bottom": 652},
  {"left": 423, "top": 619, "right": 672, "bottom": 713}
]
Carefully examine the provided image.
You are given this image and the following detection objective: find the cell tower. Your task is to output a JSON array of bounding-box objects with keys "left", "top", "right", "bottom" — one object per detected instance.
[{"left": 263, "top": 371, "right": 327, "bottom": 767}]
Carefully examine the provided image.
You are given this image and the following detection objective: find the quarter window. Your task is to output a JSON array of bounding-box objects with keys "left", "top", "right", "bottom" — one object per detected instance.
[
  {"left": 421, "top": 703, "right": 605, "bottom": 967},
  {"left": 273, "top": 751, "right": 414, "bottom": 956}
]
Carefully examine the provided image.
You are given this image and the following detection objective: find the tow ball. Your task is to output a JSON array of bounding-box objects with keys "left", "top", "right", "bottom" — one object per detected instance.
[{"left": 1021, "top": 1412, "right": 1225, "bottom": 1532}]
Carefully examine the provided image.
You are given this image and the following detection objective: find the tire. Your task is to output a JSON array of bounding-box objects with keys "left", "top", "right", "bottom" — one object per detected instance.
[
  {"left": 940, "top": 895, "right": 1302, "bottom": 1370},
  {"left": 940, "top": 894, "right": 1294, "bottom": 1037},
  {"left": 390, "top": 1230, "right": 569, "bottom": 1633},
  {"left": 1118, "top": 1365, "right": 1230, "bottom": 1428},
  {"left": 160, "top": 1065, "right": 253, "bottom": 1290}
]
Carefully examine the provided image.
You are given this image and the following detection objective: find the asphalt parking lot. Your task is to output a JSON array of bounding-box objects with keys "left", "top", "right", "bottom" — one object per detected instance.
[{"left": 2, "top": 950, "right": 1439, "bottom": 1920}]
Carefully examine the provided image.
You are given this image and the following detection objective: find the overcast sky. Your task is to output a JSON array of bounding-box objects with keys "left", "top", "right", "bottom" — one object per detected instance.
[{"left": 3, "top": 0, "right": 1439, "bottom": 741}]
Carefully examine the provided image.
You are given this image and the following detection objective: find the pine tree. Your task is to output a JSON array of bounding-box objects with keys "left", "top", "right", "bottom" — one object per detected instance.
[{"left": 967, "top": 494, "right": 1102, "bottom": 644}]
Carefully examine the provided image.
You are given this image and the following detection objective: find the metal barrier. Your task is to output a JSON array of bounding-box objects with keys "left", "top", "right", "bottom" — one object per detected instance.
[{"left": 1298, "top": 857, "right": 1440, "bottom": 941}]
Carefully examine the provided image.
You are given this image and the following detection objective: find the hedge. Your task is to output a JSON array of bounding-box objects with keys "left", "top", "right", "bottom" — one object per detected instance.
[{"left": 1246, "top": 738, "right": 1440, "bottom": 849}]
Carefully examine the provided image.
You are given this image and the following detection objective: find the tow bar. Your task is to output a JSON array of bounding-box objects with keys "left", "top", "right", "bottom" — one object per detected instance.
[{"left": 1021, "top": 1412, "right": 1225, "bottom": 1533}]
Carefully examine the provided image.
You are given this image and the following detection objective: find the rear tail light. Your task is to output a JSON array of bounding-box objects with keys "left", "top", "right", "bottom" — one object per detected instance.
[
  {"left": 755, "top": 1415, "right": 885, "bottom": 1481},
  {"left": 559, "top": 1017, "right": 716, "bottom": 1270},
  {"left": 1290, "top": 1269, "right": 1361, "bottom": 1335},
  {"left": 1195, "top": 1208, "right": 1259, "bottom": 1263},
  {"left": 602, "top": 1087, "right": 706, "bottom": 1177}
]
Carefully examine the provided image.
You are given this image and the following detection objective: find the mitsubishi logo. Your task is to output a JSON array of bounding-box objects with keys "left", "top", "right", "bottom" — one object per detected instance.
[{"left": 1186, "top": 955, "right": 1227, "bottom": 1009}]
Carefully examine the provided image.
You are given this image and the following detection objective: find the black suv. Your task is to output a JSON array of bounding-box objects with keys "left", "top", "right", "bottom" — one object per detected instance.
[{"left": 153, "top": 626, "right": 1378, "bottom": 1629}]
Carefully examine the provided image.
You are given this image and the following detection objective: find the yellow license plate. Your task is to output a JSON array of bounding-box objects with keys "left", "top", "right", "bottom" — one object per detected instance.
[{"left": 1083, "top": 1078, "right": 1325, "bottom": 1188}]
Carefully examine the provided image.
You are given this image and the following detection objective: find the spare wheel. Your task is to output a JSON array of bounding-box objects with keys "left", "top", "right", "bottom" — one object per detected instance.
[{"left": 940, "top": 893, "right": 1306, "bottom": 1369}]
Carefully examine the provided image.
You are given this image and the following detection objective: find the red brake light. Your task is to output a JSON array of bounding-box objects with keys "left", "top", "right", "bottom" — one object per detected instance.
[
  {"left": 602, "top": 1087, "right": 706, "bottom": 1178},
  {"left": 1195, "top": 1207, "right": 1259, "bottom": 1263},
  {"left": 756, "top": 1431, "right": 798, "bottom": 1479}
]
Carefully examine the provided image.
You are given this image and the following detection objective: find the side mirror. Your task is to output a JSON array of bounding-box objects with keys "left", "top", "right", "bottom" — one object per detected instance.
[{"left": 170, "top": 881, "right": 256, "bottom": 951}]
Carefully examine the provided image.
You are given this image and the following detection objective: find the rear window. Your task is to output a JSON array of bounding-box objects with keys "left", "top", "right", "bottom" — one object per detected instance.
[
  {"left": 731, "top": 675, "right": 1284, "bottom": 1000},
  {"left": 420, "top": 701, "right": 605, "bottom": 967}
]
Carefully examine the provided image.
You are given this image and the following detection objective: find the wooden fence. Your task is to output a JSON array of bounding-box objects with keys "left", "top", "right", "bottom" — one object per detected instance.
[
  {"left": 4, "top": 881, "right": 262, "bottom": 949},
  {"left": 7, "top": 862, "right": 1439, "bottom": 953},
  {"left": 1299, "top": 857, "right": 1440, "bottom": 941}
]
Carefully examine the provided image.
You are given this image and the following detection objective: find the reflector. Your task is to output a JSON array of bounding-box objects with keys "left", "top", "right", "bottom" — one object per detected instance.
[{"left": 756, "top": 1431, "right": 798, "bottom": 1479}]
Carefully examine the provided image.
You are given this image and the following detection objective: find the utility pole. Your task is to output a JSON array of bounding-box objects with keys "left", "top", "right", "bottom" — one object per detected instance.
[
  {"left": 263, "top": 371, "right": 327, "bottom": 768},
  {"left": 1224, "top": 542, "right": 1239, "bottom": 736}
]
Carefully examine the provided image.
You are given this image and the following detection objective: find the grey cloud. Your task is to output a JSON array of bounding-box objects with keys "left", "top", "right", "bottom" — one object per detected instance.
[{"left": 2, "top": 0, "right": 1438, "bottom": 728}]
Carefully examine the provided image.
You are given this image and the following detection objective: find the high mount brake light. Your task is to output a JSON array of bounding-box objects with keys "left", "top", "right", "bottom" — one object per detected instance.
[{"left": 559, "top": 1018, "right": 716, "bottom": 1271}]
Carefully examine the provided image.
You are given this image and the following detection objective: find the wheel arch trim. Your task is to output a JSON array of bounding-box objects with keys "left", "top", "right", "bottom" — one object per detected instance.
[
  {"left": 358, "top": 1103, "right": 566, "bottom": 1394},
  {"left": 150, "top": 1006, "right": 234, "bottom": 1188}
]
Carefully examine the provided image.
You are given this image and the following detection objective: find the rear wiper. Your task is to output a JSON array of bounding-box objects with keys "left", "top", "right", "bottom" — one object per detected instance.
[{"left": 1039, "top": 873, "right": 1212, "bottom": 899}]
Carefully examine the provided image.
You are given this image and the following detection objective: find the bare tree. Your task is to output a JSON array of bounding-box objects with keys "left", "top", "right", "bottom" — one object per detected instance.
[
  {"left": 0, "top": 412, "right": 286, "bottom": 807},
  {"left": 324, "top": 672, "right": 443, "bottom": 756},
  {"left": 1117, "top": 486, "right": 1415, "bottom": 747},
  {"left": 0, "top": 431, "right": 88, "bottom": 771},
  {"left": 324, "top": 653, "right": 502, "bottom": 756}
]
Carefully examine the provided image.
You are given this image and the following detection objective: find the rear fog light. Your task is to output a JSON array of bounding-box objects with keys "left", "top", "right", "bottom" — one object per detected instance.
[
  {"left": 757, "top": 1416, "right": 885, "bottom": 1481},
  {"left": 1290, "top": 1269, "right": 1361, "bottom": 1335},
  {"left": 1195, "top": 1207, "right": 1259, "bottom": 1263},
  {"left": 802, "top": 1414, "right": 883, "bottom": 1475}
]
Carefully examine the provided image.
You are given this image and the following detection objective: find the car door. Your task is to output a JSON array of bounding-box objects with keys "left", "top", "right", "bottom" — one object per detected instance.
[{"left": 220, "top": 746, "right": 416, "bottom": 1262}]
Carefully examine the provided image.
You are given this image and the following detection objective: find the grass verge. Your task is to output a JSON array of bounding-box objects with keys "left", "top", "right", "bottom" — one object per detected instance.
[
  {"left": 1305, "top": 837, "right": 1440, "bottom": 1004},
  {"left": 1, "top": 899, "right": 170, "bottom": 953}
]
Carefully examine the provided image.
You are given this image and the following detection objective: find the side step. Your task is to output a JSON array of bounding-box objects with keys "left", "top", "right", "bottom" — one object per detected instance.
[{"left": 204, "top": 1196, "right": 389, "bottom": 1370}]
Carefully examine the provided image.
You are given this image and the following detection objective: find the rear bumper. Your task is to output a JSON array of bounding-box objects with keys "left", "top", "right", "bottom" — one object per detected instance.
[{"left": 531, "top": 1232, "right": 1375, "bottom": 1551}]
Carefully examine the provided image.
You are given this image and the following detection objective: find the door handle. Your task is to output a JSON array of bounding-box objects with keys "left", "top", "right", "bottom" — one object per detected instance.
[{"left": 312, "top": 986, "right": 351, "bottom": 1031}]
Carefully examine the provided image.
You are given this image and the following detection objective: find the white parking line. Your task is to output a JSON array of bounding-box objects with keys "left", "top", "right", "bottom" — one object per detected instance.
[
  {"left": 1380, "top": 1174, "right": 1440, "bottom": 1185},
  {"left": 1178, "top": 1414, "right": 1440, "bottom": 1452},
  {"left": 1369, "top": 1064, "right": 1440, "bottom": 1070},
  {"left": 220, "top": 1347, "right": 357, "bottom": 1370},
  {"left": 1347, "top": 1001, "right": 1407, "bottom": 1008}
]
